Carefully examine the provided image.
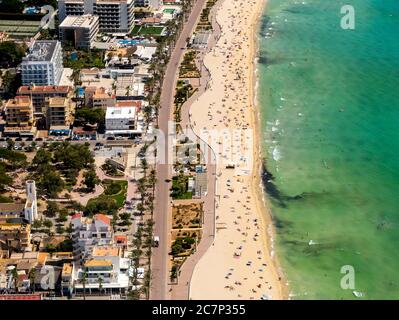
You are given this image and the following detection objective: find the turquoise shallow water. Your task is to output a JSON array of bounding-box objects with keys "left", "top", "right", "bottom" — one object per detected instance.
[{"left": 258, "top": 0, "right": 399, "bottom": 299}]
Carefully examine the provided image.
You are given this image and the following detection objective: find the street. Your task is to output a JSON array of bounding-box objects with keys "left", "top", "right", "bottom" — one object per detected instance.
[{"left": 150, "top": 0, "right": 209, "bottom": 300}]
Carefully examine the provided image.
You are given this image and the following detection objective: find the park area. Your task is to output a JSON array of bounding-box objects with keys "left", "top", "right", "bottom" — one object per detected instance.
[{"left": 85, "top": 179, "right": 127, "bottom": 216}]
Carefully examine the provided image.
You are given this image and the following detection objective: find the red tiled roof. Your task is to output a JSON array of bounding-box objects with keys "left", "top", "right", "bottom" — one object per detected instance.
[
  {"left": 115, "top": 235, "right": 127, "bottom": 243},
  {"left": 0, "top": 293, "right": 42, "bottom": 300},
  {"left": 71, "top": 213, "right": 82, "bottom": 220},
  {"left": 18, "top": 85, "right": 72, "bottom": 94},
  {"left": 115, "top": 100, "right": 142, "bottom": 108},
  {"left": 95, "top": 214, "right": 110, "bottom": 226}
]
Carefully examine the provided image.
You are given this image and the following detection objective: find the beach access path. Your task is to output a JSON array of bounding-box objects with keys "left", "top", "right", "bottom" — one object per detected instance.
[{"left": 150, "top": 0, "right": 210, "bottom": 300}]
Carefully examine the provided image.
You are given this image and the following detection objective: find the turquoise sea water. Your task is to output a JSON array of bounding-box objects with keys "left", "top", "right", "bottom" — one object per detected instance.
[{"left": 258, "top": 0, "right": 399, "bottom": 299}]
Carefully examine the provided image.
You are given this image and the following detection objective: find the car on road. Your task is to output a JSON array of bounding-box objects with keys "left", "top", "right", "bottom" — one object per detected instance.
[
  {"left": 106, "top": 136, "right": 115, "bottom": 141},
  {"left": 153, "top": 236, "right": 160, "bottom": 247}
]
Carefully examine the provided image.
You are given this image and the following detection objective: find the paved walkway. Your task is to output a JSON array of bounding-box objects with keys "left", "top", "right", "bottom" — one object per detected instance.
[
  {"left": 169, "top": 0, "right": 222, "bottom": 300},
  {"left": 150, "top": 0, "right": 210, "bottom": 300}
]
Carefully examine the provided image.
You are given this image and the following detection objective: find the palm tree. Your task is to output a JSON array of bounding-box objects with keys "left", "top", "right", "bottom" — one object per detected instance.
[
  {"left": 80, "top": 270, "right": 87, "bottom": 300},
  {"left": 28, "top": 268, "right": 36, "bottom": 293},
  {"left": 98, "top": 276, "right": 103, "bottom": 295},
  {"left": 11, "top": 267, "right": 19, "bottom": 293}
]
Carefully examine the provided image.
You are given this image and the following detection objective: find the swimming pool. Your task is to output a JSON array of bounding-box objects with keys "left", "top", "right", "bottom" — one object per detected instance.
[{"left": 118, "top": 39, "right": 140, "bottom": 46}]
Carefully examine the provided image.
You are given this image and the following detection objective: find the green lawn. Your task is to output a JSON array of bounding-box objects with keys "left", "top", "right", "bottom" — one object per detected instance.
[
  {"left": 171, "top": 176, "right": 193, "bottom": 200},
  {"left": 131, "top": 25, "right": 165, "bottom": 36},
  {"left": 102, "top": 179, "right": 128, "bottom": 207},
  {"left": 86, "top": 179, "right": 127, "bottom": 212}
]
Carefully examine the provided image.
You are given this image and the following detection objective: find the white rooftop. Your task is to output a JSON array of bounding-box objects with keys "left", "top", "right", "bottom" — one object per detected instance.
[
  {"left": 106, "top": 106, "right": 136, "bottom": 119},
  {"left": 59, "top": 14, "right": 99, "bottom": 29}
]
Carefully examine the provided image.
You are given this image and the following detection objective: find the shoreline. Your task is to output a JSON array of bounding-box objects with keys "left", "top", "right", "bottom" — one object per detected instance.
[
  {"left": 250, "top": 0, "right": 290, "bottom": 300},
  {"left": 189, "top": 0, "right": 288, "bottom": 300}
]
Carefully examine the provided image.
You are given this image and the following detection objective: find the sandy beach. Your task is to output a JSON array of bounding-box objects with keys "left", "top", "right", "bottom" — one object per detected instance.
[{"left": 188, "top": 0, "right": 288, "bottom": 300}]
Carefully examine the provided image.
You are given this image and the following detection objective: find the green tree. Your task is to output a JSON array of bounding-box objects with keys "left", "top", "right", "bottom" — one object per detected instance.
[
  {"left": 171, "top": 241, "right": 183, "bottom": 256},
  {"left": 0, "top": 41, "right": 26, "bottom": 67},
  {"left": 0, "top": 163, "right": 12, "bottom": 191},
  {"left": 32, "top": 219, "right": 42, "bottom": 229},
  {"left": 53, "top": 143, "right": 94, "bottom": 170},
  {"left": 43, "top": 219, "right": 53, "bottom": 229},
  {"left": 6, "top": 139, "right": 15, "bottom": 150},
  {"left": 80, "top": 271, "right": 87, "bottom": 300},
  {"left": 11, "top": 267, "right": 19, "bottom": 293},
  {"left": 38, "top": 170, "right": 65, "bottom": 198},
  {"left": 32, "top": 148, "right": 52, "bottom": 168},
  {"left": 83, "top": 169, "right": 99, "bottom": 191},
  {"left": 28, "top": 268, "right": 36, "bottom": 293},
  {"left": 74, "top": 108, "right": 105, "bottom": 126},
  {"left": 45, "top": 201, "right": 59, "bottom": 218},
  {"left": 58, "top": 209, "right": 69, "bottom": 223}
]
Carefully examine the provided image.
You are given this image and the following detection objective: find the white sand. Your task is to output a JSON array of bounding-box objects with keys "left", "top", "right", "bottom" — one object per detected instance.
[{"left": 188, "top": 0, "right": 287, "bottom": 300}]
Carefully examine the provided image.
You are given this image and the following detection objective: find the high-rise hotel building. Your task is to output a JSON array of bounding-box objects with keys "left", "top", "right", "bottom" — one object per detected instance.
[
  {"left": 58, "top": 0, "right": 135, "bottom": 34},
  {"left": 21, "top": 40, "right": 64, "bottom": 86}
]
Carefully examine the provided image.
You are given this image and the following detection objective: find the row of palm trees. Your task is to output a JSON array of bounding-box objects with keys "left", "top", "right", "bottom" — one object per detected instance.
[
  {"left": 126, "top": 0, "right": 197, "bottom": 300},
  {"left": 144, "top": 0, "right": 196, "bottom": 126},
  {"left": 76, "top": 270, "right": 105, "bottom": 300},
  {"left": 128, "top": 148, "right": 157, "bottom": 299}
]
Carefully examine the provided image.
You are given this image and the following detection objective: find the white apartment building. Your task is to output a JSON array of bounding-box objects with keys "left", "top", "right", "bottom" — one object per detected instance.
[
  {"left": 58, "top": 0, "right": 135, "bottom": 33},
  {"left": 73, "top": 246, "right": 130, "bottom": 294},
  {"left": 71, "top": 213, "right": 114, "bottom": 261},
  {"left": 21, "top": 41, "right": 64, "bottom": 86},
  {"left": 59, "top": 14, "right": 99, "bottom": 49},
  {"left": 134, "top": 0, "right": 161, "bottom": 8},
  {"left": 105, "top": 106, "right": 142, "bottom": 135}
]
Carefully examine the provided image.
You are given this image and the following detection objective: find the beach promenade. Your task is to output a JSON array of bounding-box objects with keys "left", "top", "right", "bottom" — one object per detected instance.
[
  {"left": 150, "top": 0, "right": 210, "bottom": 300},
  {"left": 169, "top": 0, "right": 223, "bottom": 300},
  {"left": 188, "top": 0, "right": 288, "bottom": 300}
]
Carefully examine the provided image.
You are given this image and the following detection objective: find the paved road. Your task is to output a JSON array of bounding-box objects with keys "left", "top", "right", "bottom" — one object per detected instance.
[{"left": 150, "top": 0, "right": 209, "bottom": 300}]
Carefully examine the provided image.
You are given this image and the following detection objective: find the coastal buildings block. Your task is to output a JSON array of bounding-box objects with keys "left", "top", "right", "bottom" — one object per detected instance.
[
  {"left": 21, "top": 41, "right": 64, "bottom": 86},
  {"left": 3, "top": 96, "right": 36, "bottom": 138},
  {"left": 85, "top": 86, "right": 116, "bottom": 110},
  {"left": 45, "top": 97, "right": 76, "bottom": 129},
  {"left": 105, "top": 106, "right": 143, "bottom": 136},
  {"left": 4, "top": 96, "right": 34, "bottom": 127},
  {"left": 0, "top": 222, "right": 31, "bottom": 252},
  {"left": 0, "top": 181, "right": 38, "bottom": 224},
  {"left": 73, "top": 245, "right": 130, "bottom": 293},
  {"left": 71, "top": 213, "right": 113, "bottom": 261},
  {"left": 134, "top": 0, "right": 162, "bottom": 9},
  {"left": 59, "top": 14, "right": 100, "bottom": 50},
  {"left": 58, "top": 0, "right": 135, "bottom": 34},
  {"left": 17, "top": 85, "right": 74, "bottom": 115}
]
